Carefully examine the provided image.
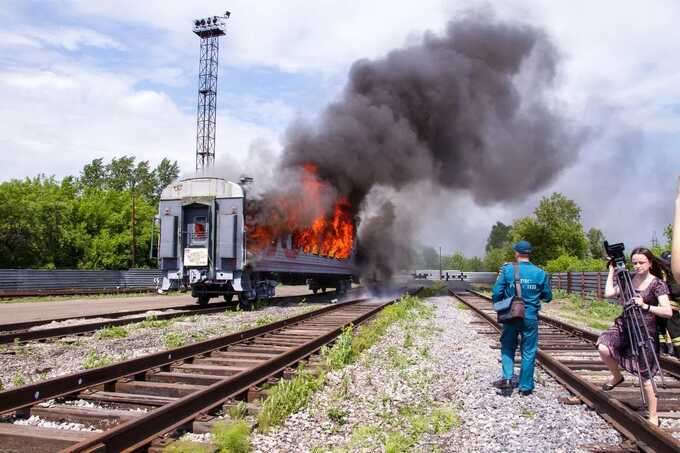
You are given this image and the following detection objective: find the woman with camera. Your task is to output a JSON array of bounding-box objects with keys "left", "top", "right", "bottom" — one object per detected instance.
[{"left": 596, "top": 247, "right": 672, "bottom": 426}]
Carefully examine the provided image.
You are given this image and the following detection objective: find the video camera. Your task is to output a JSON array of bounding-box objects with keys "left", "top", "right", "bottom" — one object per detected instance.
[{"left": 604, "top": 241, "right": 627, "bottom": 268}]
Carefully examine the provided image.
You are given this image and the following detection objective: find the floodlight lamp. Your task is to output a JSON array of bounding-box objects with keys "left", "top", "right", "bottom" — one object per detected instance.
[
  {"left": 194, "top": 20, "right": 200, "bottom": 26},
  {"left": 225, "top": 11, "right": 231, "bottom": 18},
  {"left": 200, "top": 19, "right": 206, "bottom": 25}
]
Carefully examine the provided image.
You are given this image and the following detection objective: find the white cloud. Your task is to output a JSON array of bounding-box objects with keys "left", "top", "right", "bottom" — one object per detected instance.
[
  {"left": 0, "top": 26, "right": 124, "bottom": 52},
  {"left": 0, "top": 65, "right": 277, "bottom": 181}
]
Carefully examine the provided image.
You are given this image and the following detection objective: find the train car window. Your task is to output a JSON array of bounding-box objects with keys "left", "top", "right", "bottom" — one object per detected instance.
[{"left": 191, "top": 217, "right": 208, "bottom": 245}]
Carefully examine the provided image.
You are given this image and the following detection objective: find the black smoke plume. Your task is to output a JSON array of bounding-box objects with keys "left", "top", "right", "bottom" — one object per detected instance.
[{"left": 275, "top": 14, "right": 580, "bottom": 277}]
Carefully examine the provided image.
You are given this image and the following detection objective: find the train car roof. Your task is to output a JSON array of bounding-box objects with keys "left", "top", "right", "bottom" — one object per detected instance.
[{"left": 160, "top": 176, "right": 244, "bottom": 200}]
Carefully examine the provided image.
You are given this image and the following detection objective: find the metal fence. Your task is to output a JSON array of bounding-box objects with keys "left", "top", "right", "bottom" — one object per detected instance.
[
  {"left": 0, "top": 269, "right": 162, "bottom": 297},
  {"left": 464, "top": 271, "right": 610, "bottom": 301},
  {"left": 550, "top": 272, "right": 608, "bottom": 300}
]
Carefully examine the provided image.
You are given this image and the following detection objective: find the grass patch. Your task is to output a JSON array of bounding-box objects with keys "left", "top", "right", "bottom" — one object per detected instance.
[
  {"left": 95, "top": 325, "right": 128, "bottom": 339},
  {"left": 456, "top": 302, "right": 470, "bottom": 310},
  {"left": 520, "top": 407, "right": 537, "bottom": 419},
  {"left": 257, "top": 365, "right": 325, "bottom": 431},
  {"left": 211, "top": 419, "right": 251, "bottom": 453},
  {"left": 134, "top": 314, "right": 174, "bottom": 330},
  {"left": 227, "top": 401, "right": 249, "bottom": 420},
  {"left": 13, "top": 338, "right": 27, "bottom": 355},
  {"left": 255, "top": 315, "right": 275, "bottom": 327},
  {"left": 343, "top": 424, "right": 381, "bottom": 451},
  {"left": 164, "top": 331, "right": 187, "bottom": 348},
  {"left": 419, "top": 282, "right": 446, "bottom": 298},
  {"left": 82, "top": 351, "right": 113, "bottom": 369},
  {"left": 11, "top": 374, "right": 26, "bottom": 388},
  {"left": 556, "top": 293, "right": 621, "bottom": 331},
  {"left": 327, "top": 406, "right": 349, "bottom": 425},
  {"left": 163, "top": 440, "right": 210, "bottom": 453},
  {"left": 431, "top": 406, "right": 461, "bottom": 433}
]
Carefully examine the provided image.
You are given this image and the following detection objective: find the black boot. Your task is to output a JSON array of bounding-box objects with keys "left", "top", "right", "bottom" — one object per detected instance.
[
  {"left": 492, "top": 375, "right": 518, "bottom": 389},
  {"left": 495, "top": 379, "right": 514, "bottom": 396}
]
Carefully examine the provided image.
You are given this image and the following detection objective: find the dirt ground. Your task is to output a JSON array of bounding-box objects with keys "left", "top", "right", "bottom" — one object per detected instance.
[{"left": 0, "top": 285, "right": 316, "bottom": 327}]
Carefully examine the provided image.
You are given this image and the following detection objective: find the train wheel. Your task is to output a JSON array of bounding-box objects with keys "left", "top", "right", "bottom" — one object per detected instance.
[
  {"left": 197, "top": 296, "right": 210, "bottom": 305},
  {"left": 321, "top": 287, "right": 327, "bottom": 293},
  {"left": 312, "top": 288, "right": 318, "bottom": 294}
]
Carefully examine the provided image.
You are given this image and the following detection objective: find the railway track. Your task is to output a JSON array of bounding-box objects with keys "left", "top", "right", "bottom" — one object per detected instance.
[
  {"left": 451, "top": 289, "right": 680, "bottom": 453},
  {"left": 0, "top": 291, "right": 348, "bottom": 345},
  {"left": 0, "top": 293, "right": 398, "bottom": 452}
]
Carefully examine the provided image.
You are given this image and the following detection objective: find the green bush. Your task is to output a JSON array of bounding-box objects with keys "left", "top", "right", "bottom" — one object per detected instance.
[{"left": 544, "top": 254, "right": 606, "bottom": 273}]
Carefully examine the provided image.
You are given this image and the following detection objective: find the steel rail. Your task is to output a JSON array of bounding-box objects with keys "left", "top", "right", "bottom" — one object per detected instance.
[
  {"left": 63, "top": 298, "right": 395, "bottom": 452},
  {"left": 0, "top": 296, "right": 367, "bottom": 416},
  {"left": 467, "top": 289, "right": 680, "bottom": 379},
  {"left": 0, "top": 290, "right": 346, "bottom": 344},
  {"left": 451, "top": 289, "right": 680, "bottom": 453}
]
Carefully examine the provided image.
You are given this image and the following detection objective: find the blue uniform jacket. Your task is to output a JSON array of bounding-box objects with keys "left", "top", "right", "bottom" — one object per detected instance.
[{"left": 492, "top": 261, "right": 553, "bottom": 320}]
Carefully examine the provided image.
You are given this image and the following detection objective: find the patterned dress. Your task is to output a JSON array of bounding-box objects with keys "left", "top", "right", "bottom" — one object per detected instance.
[{"left": 596, "top": 277, "right": 670, "bottom": 380}]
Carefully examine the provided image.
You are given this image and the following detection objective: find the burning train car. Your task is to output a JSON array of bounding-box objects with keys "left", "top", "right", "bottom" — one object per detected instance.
[{"left": 156, "top": 175, "right": 358, "bottom": 308}]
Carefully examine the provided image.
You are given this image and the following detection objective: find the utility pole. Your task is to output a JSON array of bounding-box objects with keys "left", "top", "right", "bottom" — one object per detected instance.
[
  {"left": 439, "top": 246, "right": 442, "bottom": 280},
  {"left": 131, "top": 182, "right": 136, "bottom": 268},
  {"left": 193, "top": 12, "right": 230, "bottom": 174}
]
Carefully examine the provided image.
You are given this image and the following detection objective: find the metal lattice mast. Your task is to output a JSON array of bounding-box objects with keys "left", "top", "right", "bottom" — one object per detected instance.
[{"left": 193, "top": 12, "right": 230, "bottom": 174}]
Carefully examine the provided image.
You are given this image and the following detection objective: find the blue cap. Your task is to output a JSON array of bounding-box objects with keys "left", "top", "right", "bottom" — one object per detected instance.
[{"left": 513, "top": 240, "right": 532, "bottom": 254}]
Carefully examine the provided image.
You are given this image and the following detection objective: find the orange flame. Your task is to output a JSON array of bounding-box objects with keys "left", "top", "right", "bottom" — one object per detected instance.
[{"left": 247, "top": 165, "right": 354, "bottom": 259}]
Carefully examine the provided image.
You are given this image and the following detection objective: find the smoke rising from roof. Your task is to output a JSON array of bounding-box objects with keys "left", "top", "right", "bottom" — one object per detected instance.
[{"left": 276, "top": 13, "right": 582, "bottom": 277}]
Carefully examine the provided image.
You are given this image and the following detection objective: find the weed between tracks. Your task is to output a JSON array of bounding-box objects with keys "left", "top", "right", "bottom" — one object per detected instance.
[
  {"left": 82, "top": 351, "right": 113, "bottom": 369},
  {"left": 256, "top": 295, "right": 432, "bottom": 433},
  {"left": 95, "top": 325, "right": 128, "bottom": 339}
]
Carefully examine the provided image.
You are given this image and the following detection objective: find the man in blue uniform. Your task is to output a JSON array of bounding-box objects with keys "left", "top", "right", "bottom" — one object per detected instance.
[{"left": 492, "top": 240, "right": 552, "bottom": 396}]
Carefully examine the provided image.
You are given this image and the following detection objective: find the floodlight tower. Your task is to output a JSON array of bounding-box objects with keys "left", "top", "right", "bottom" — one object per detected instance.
[{"left": 193, "top": 11, "right": 230, "bottom": 174}]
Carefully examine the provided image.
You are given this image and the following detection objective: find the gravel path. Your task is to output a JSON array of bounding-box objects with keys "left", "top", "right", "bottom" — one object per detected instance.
[
  {"left": 251, "top": 296, "right": 623, "bottom": 452},
  {"left": 0, "top": 303, "right": 323, "bottom": 391}
]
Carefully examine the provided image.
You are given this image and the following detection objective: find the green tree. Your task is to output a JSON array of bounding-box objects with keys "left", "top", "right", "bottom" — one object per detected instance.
[
  {"left": 509, "top": 193, "right": 588, "bottom": 266},
  {"left": 79, "top": 158, "right": 107, "bottom": 192},
  {"left": 483, "top": 247, "right": 513, "bottom": 271},
  {"left": 421, "top": 246, "right": 439, "bottom": 269},
  {"left": 586, "top": 227, "right": 606, "bottom": 259},
  {"left": 464, "top": 256, "right": 485, "bottom": 271},
  {"left": 106, "top": 156, "right": 136, "bottom": 192},
  {"left": 485, "top": 221, "right": 511, "bottom": 252},
  {"left": 153, "top": 158, "right": 180, "bottom": 201},
  {"left": 447, "top": 251, "right": 465, "bottom": 270}
]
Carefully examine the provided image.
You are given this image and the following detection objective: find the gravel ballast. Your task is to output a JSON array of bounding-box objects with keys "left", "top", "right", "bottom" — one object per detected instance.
[
  {"left": 250, "top": 296, "right": 623, "bottom": 452},
  {"left": 0, "top": 303, "right": 323, "bottom": 390}
]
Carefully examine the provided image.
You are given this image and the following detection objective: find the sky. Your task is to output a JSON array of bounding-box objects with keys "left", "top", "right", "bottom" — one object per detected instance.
[{"left": 0, "top": 0, "right": 679, "bottom": 256}]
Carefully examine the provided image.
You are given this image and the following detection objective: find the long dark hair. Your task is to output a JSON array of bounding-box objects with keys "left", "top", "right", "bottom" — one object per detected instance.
[{"left": 631, "top": 247, "right": 664, "bottom": 280}]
